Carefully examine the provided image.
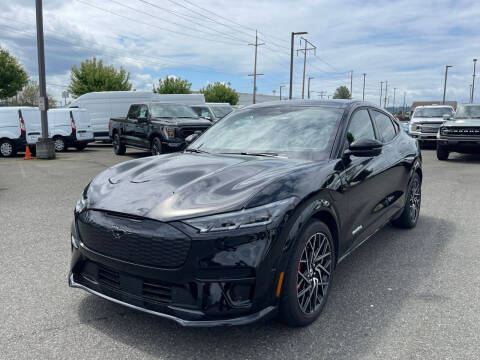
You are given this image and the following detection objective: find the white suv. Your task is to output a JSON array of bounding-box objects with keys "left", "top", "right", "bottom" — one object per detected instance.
[{"left": 409, "top": 105, "right": 455, "bottom": 143}]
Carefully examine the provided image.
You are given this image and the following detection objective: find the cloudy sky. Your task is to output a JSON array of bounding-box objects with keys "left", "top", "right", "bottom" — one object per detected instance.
[{"left": 1, "top": 0, "right": 480, "bottom": 106}]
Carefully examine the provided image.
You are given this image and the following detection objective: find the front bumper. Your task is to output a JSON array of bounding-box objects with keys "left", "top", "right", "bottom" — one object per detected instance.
[
  {"left": 69, "top": 210, "right": 284, "bottom": 326},
  {"left": 437, "top": 137, "right": 480, "bottom": 152},
  {"left": 69, "top": 273, "right": 276, "bottom": 326},
  {"left": 409, "top": 131, "right": 438, "bottom": 141}
]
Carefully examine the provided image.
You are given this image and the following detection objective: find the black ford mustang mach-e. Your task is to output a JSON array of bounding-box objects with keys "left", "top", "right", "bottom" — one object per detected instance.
[{"left": 69, "top": 100, "right": 422, "bottom": 327}]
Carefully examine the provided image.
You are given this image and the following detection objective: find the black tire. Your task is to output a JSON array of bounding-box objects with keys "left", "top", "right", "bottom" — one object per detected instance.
[
  {"left": 75, "top": 143, "right": 87, "bottom": 151},
  {"left": 151, "top": 137, "right": 162, "bottom": 156},
  {"left": 0, "top": 139, "right": 16, "bottom": 157},
  {"left": 112, "top": 133, "right": 126, "bottom": 155},
  {"left": 436, "top": 146, "right": 449, "bottom": 161},
  {"left": 279, "top": 219, "right": 335, "bottom": 327},
  {"left": 392, "top": 173, "right": 421, "bottom": 229},
  {"left": 53, "top": 136, "right": 67, "bottom": 152}
]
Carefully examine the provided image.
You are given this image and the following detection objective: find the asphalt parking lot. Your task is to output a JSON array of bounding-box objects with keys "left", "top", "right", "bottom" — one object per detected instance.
[{"left": 1, "top": 145, "right": 480, "bottom": 359}]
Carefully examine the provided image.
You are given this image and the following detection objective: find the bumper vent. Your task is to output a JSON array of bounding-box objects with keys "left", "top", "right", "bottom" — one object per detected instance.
[
  {"left": 142, "top": 281, "right": 172, "bottom": 304},
  {"left": 98, "top": 265, "right": 121, "bottom": 289}
]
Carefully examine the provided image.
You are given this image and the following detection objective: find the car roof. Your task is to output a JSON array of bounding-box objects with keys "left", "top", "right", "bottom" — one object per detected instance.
[{"left": 245, "top": 99, "right": 376, "bottom": 109}]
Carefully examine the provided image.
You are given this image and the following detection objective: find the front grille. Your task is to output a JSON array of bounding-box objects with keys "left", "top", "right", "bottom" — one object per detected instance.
[
  {"left": 178, "top": 126, "right": 209, "bottom": 139},
  {"left": 441, "top": 127, "right": 480, "bottom": 137},
  {"left": 420, "top": 122, "right": 442, "bottom": 133},
  {"left": 77, "top": 210, "right": 191, "bottom": 268}
]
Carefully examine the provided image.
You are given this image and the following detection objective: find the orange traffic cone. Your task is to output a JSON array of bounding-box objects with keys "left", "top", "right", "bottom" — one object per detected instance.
[{"left": 24, "top": 146, "right": 33, "bottom": 160}]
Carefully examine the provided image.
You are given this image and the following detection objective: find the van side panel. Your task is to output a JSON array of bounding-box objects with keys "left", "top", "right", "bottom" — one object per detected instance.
[{"left": 0, "top": 109, "right": 21, "bottom": 140}]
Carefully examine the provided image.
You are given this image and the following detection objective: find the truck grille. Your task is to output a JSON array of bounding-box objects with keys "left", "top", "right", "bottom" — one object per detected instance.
[
  {"left": 179, "top": 126, "right": 209, "bottom": 139},
  {"left": 76, "top": 210, "right": 191, "bottom": 268},
  {"left": 420, "top": 122, "right": 443, "bottom": 133},
  {"left": 441, "top": 127, "right": 480, "bottom": 137}
]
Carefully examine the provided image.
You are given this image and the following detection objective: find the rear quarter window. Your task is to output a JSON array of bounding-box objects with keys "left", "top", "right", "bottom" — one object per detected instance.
[{"left": 371, "top": 110, "right": 397, "bottom": 142}]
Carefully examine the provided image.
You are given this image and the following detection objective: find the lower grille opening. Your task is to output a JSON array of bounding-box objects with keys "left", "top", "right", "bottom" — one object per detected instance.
[
  {"left": 142, "top": 281, "right": 172, "bottom": 304},
  {"left": 98, "top": 266, "right": 120, "bottom": 290}
]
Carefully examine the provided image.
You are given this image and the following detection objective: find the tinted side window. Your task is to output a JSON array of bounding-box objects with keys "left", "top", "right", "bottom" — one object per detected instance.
[
  {"left": 346, "top": 109, "right": 376, "bottom": 144},
  {"left": 127, "top": 105, "right": 139, "bottom": 119},
  {"left": 138, "top": 105, "right": 148, "bottom": 118},
  {"left": 371, "top": 110, "right": 397, "bottom": 142}
]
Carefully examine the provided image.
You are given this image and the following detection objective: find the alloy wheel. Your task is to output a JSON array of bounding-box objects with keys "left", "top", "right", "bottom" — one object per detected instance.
[
  {"left": 409, "top": 178, "right": 421, "bottom": 222},
  {"left": 297, "top": 232, "right": 332, "bottom": 314},
  {"left": 0, "top": 142, "right": 13, "bottom": 157}
]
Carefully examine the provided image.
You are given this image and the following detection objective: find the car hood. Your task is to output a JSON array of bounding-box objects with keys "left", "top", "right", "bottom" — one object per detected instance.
[
  {"left": 151, "top": 117, "right": 211, "bottom": 126},
  {"left": 411, "top": 116, "right": 446, "bottom": 123},
  {"left": 445, "top": 119, "right": 480, "bottom": 127},
  {"left": 87, "top": 153, "right": 317, "bottom": 221}
]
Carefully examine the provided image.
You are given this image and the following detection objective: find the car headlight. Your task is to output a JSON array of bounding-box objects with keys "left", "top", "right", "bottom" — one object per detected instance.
[
  {"left": 162, "top": 127, "right": 175, "bottom": 139},
  {"left": 183, "top": 198, "right": 296, "bottom": 233},
  {"left": 75, "top": 183, "right": 90, "bottom": 214}
]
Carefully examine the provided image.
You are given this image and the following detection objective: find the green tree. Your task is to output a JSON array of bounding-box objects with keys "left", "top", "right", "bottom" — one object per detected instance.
[
  {"left": 200, "top": 82, "right": 239, "bottom": 105},
  {"left": 0, "top": 48, "right": 28, "bottom": 100},
  {"left": 15, "top": 80, "right": 57, "bottom": 108},
  {"left": 154, "top": 76, "right": 191, "bottom": 94},
  {"left": 68, "top": 57, "right": 132, "bottom": 97},
  {"left": 333, "top": 85, "right": 351, "bottom": 99}
]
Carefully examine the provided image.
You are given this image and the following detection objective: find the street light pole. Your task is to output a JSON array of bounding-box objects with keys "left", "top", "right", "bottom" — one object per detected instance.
[
  {"left": 307, "top": 77, "right": 314, "bottom": 99},
  {"left": 384, "top": 81, "right": 388, "bottom": 109},
  {"left": 393, "top": 88, "right": 397, "bottom": 114},
  {"left": 280, "top": 85, "right": 285, "bottom": 100},
  {"left": 362, "top": 73, "right": 366, "bottom": 101},
  {"left": 380, "top": 82, "right": 383, "bottom": 107},
  {"left": 350, "top": 70, "right": 353, "bottom": 99},
  {"left": 289, "top": 31, "right": 307, "bottom": 100},
  {"left": 443, "top": 65, "right": 452, "bottom": 104},
  {"left": 35, "top": 0, "right": 55, "bottom": 159},
  {"left": 471, "top": 59, "right": 477, "bottom": 103}
]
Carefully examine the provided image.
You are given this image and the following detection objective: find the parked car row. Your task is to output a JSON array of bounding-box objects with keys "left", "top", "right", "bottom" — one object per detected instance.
[
  {"left": 0, "top": 107, "right": 94, "bottom": 157},
  {"left": 402, "top": 103, "right": 480, "bottom": 160}
]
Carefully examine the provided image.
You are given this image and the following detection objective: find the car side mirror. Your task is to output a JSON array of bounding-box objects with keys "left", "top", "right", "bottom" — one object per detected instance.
[
  {"left": 345, "top": 138, "right": 383, "bottom": 158},
  {"left": 185, "top": 131, "right": 202, "bottom": 145},
  {"left": 137, "top": 116, "right": 148, "bottom": 123}
]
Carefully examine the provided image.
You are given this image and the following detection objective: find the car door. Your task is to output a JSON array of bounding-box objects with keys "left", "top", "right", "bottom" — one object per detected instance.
[
  {"left": 339, "top": 107, "right": 389, "bottom": 249},
  {"left": 134, "top": 104, "right": 150, "bottom": 148},
  {"left": 124, "top": 105, "right": 139, "bottom": 145},
  {"left": 369, "top": 109, "right": 407, "bottom": 219}
]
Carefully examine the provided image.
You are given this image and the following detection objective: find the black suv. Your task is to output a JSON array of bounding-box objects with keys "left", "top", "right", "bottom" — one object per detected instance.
[
  {"left": 71, "top": 100, "right": 422, "bottom": 327},
  {"left": 437, "top": 104, "right": 480, "bottom": 160},
  {"left": 109, "top": 102, "right": 211, "bottom": 155}
]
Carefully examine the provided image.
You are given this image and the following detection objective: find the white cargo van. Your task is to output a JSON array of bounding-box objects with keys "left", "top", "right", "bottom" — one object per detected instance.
[
  {"left": 0, "top": 107, "right": 40, "bottom": 157},
  {"left": 69, "top": 91, "right": 205, "bottom": 140},
  {"left": 45, "top": 108, "right": 94, "bottom": 151}
]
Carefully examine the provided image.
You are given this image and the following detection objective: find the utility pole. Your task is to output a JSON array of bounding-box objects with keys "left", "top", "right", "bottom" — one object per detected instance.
[
  {"left": 384, "top": 81, "right": 388, "bottom": 109},
  {"left": 248, "top": 30, "right": 264, "bottom": 104},
  {"left": 470, "top": 84, "right": 473, "bottom": 103},
  {"left": 471, "top": 59, "right": 477, "bottom": 103},
  {"left": 350, "top": 70, "right": 353, "bottom": 99},
  {"left": 297, "top": 37, "right": 316, "bottom": 99},
  {"left": 402, "top": 91, "right": 406, "bottom": 116},
  {"left": 362, "top": 73, "right": 366, "bottom": 101},
  {"left": 380, "top": 82, "right": 383, "bottom": 107},
  {"left": 393, "top": 88, "right": 397, "bottom": 114},
  {"left": 289, "top": 31, "right": 307, "bottom": 100},
  {"left": 279, "top": 85, "right": 285, "bottom": 100},
  {"left": 35, "top": 0, "right": 55, "bottom": 159},
  {"left": 443, "top": 65, "right": 452, "bottom": 104},
  {"left": 307, "top": 77, "right": 314, "bottom": 99}
]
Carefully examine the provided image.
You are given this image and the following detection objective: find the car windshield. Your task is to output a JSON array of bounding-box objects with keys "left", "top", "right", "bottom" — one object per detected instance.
[
  {"left": 211, "top": 105, "right": 233, "bottom": 118},
  {"left": 150, "top": 104, "right": 198, "bottom": 118},
  {"left": 454, "top": 105, "right": 480, "bottom": 119},
  {"left": 413, "top": 107, "right": 453, "bottom": 118},
  {"left": 189, "top": 106, "right": 343, "bottom": 161}
]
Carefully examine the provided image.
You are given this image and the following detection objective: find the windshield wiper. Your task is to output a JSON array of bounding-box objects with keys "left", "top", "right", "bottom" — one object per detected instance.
[
  {"left": 185, "top": 148, "right": 209, "bottom": 154},
  {"left": 220, "top": 151, "right": 280, "bottom": 157}
]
